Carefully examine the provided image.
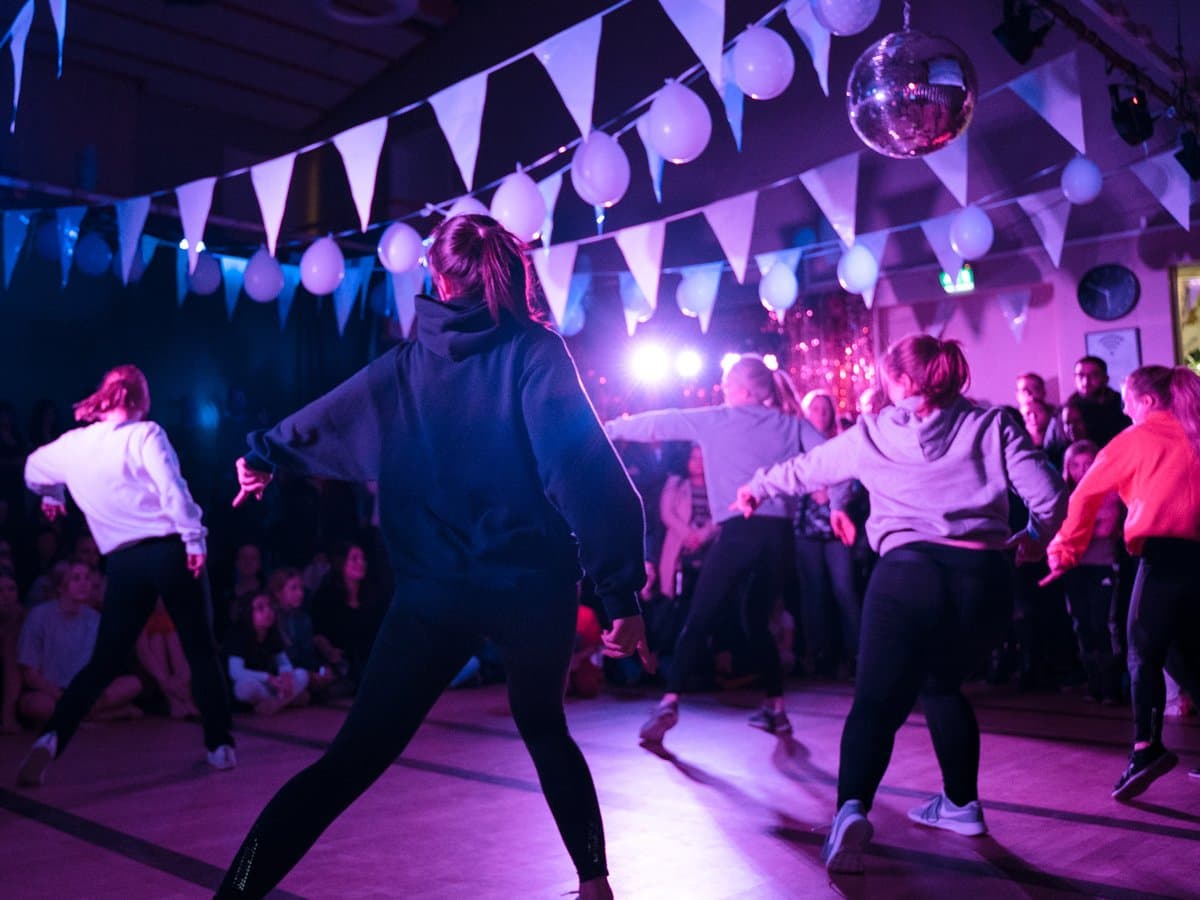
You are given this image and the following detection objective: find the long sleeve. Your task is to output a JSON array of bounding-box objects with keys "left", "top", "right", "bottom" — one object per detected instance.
[
  {"left": 747, "top": 428, "right": 863, "bottom": 502},
  {"left": 228, "top": 656, "right": 271, "bottom": 684},
  {"left": 798, "top": 419, "right": 855, "bottom": 511},
  {"left": 273, "top": 652, "right": 294, "bottom": 674},
  {"left": 243, "top": 359, "right": 391, "bottom": 482},
  {"left": 999, "top": 411, "right": 1068, "bottom": 546},
  {"left": 140, "top": 425, "right": 208, "bottom": 556},
  {"left": 1048, "top": 438, "right": 1132, "bottom": 568},
  {"left": 23, "top": 434, "right": 72, "bottom": 505},
  {"left": 522, "top": 333, "right": 645, "bottom": 621},
  {"left": 604, "top": 408, "right": 709, "bottom": 443}
]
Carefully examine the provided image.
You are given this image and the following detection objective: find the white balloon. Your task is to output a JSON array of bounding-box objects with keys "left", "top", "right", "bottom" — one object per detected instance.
[
  {"left": 571, "top": 132, "right": 631, "bottom": 207},
  {"left": 74, "top": 232, "right": 113, "bottom": 277},
  {"left": 676, "top": 274, "right": 714, "bottom": 318},
  {"left": 490, "top": 171, "right": 547, "bottom": 242},
  {"left": 759, "top": 263, "right": 799, "bottom": 312},
  {"left": 1061, "top": 156, "right": 1103, "bottom": 205},
  {"left": 837, "top": 245, "right": 880, "bottom": 293},
  {"left": 446, "top": 196, "right": 490, "bottom": 219},
  {"left": 647, "top": 82, "right": 713, "bottom": 164},
  {"left": 244, "top": 248, "right": 285, "bottom": 303},
  {"left": 810, "top": 0, "right": 880, "bottom": 36},
  {"left": 377, "top": 222, "right": 423, "bottom": 273},
  {"left": 732, "top": 27, "right": 795, "bottom": 100},
  {"left": 948, "top": 205, "right": 995, "bottom": 260},
  {"left": 300, "top": 237, "right": 345, "bottom": 296},
  {"left": 189, "top": 252, "right": 222, "bottom": 295}
]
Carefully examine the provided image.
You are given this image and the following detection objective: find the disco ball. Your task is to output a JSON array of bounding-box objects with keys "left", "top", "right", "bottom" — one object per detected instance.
[{"left": 846, "top": 29, "right": 977, "bottom": 159}]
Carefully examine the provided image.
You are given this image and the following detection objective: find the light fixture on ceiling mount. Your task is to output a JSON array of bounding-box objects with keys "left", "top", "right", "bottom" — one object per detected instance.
[
  {"left": 1109, "top": 83, "right": 1154, "bottom": 145},
  {"left": 992, "top": 0, "right": 1053, "bottom": 65}
]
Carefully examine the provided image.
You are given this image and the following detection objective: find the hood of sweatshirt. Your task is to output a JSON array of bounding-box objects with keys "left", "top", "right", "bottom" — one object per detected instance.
[
  {"left": 863, "top": 395, "right": 975, "bottom": 463},
  {"left": 416, "top": 293, "right": 512, "bottom": 361}
]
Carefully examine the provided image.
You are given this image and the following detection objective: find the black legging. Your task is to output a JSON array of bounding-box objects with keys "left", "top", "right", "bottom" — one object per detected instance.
[
  {"left": 45, "top": 536, "right": 233, "bottom": 753},
  {"left": 216, "top": 578, "right": 604, "bottom": 898},
  {"left": 837, "top": 543, "right": 1013, "bottom": 810},
  {"left": 666, "top": 516, "right": 791, "bottom": 698},
  {"left": 1062, "top": 564, "right": 1121, "bottom": 701},
  {"left": 1127, "top": 538, "right": 1200, "bottom": 746}
]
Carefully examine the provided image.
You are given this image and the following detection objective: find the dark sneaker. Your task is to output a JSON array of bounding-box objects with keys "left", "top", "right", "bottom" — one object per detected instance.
[
  {"left": 638, "top": 702, "right": 678, "bottom": 744},
  {"left": 821, "top": 800, "right": 873, "bottom": 874},
  {"left": 17, "top": 732, "right": 57, "bottom": 787},
  {"left": 747, "top": 707, "right": 793, "bottom": 736},
  {"left": 1112, "top": 744, "right": 1177, "bottom": 801}
]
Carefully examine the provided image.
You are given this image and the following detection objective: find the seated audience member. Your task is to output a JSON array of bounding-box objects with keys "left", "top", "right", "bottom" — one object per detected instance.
[
  {"left": 69, "top": 533, "right": 101, "bottom": 570},
  {"left": 23, "top": 537, "right": 65, "bottom": 608},
  {"left": 567, "top": 604, "right": 604, "bottom": 699},
  {"left": 17, "top": 562, "right": 142, "bottom": 725},
  {"left": 226, "top": 593, "right": 309, "bottom": 716},
  {"left": 1060, "top": 441, "right": 1124, "bottom": 704},
  {"left": 136, "top": 599, "right": 199, "bottom": 720},
  {"left": 311, "top": 543, "right": 385, "bottom": 688},
  {"left": 0, "top": 569, "right": 22, "bottom": 732},
  {"left": 269, "top": 568, "right": 337, "bottom": 697}
]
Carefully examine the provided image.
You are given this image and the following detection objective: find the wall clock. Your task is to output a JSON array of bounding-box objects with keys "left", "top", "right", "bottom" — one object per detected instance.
[{"left": 1077, "top": 264, "right": 1140, "bottom": 320}]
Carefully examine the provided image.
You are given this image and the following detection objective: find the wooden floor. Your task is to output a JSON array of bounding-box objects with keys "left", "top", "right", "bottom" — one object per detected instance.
[{"left": 0, "top": 681, "right": 1197, "bottom": 899}]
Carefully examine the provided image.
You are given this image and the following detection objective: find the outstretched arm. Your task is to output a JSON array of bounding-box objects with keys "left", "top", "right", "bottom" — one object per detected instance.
[{"left": 737, "top": 428, "right": 863, "bottom": 515}]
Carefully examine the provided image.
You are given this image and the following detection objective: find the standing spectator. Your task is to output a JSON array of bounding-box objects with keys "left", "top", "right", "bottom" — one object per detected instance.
[
  {"left": 1064, "top": 357, "right": 1132, "bottom": 448},
  {"left": 1015, "top": 373, "right": 1050, "bottom": 414},
  {"left": 656, "top": 445, "right": 718, "bottom": 599},
  {"left": 1021, "top": 401, "right": 1054, "bottom": 450}
]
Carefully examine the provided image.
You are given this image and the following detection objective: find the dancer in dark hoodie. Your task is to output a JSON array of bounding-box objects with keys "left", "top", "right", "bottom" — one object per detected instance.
[
  {"left": 735, "top": 335, "right": 1066, "bottom": 874},
  {"left": 216, "top": 214, "right": 648, "bottom": 900}
]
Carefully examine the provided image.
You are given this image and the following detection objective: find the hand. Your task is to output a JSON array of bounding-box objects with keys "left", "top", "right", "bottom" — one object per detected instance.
[
  {"left": 602, "top": 615, "right": 656, "bottom": 674},
  {"left": 186, "top": 553, "right": 206, "bottom": 579},
  {"left": 1005, "top": 531, "right": 1045, "bottom": 567},
  {"left": 830, "top": 509, "right": 857, "bottom": 547},
  {"left": 272, "top": 671, "right": 295, "bottom": 696},
  {"left": 1038, "top": 549, "right": 1070, "bottom": 587},
  {"left": 41, "top": 499, "right": 66, "bottom": 522},
  {"left": 730, "top": 485, "right": 759, "bottom": 519},
  {"left": 810, "top": 488, "right": 831, "bottom": 506},
  {"left": 232, "top": 457, "right": 272, "bottom": 508}
]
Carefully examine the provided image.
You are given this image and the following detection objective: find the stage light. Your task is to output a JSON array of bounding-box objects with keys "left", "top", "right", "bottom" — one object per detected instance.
[
  {"left": 720, "top": 352, "right": 741, "bottom": 373},
  {"left": 992, "top": 0, "right": 1051, "bottom": 64},
  {"left": 1109, "top": 84, "right": 1153, "bottom": 145},
  {"left": 676, "top": 349, "right": 703, "bottom": 378},
  {"left": 762, "top": 354, "right": 779, "bottom": 371},
  {"left": 630, "top": 343, "right": 670, "bottom": 383},
  {"left": 1175, "top": 131, "right": 1200, "bottom": 181}
]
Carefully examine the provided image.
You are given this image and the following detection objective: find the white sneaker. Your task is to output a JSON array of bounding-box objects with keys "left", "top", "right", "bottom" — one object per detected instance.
[
  {"left": 206, "top": 745, "right": 237, "bottom": 771},
  {"left": 821, "top": 800, "right": 873, "bottom": 873},
  {"left": 18, "top": 732, "right": 58, "bottom": 786},
  {"left": 908, "top": 793, "right": 987, "bottom": 836}
]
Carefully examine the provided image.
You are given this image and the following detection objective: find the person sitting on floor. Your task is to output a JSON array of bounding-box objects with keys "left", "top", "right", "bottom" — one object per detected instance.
[
  {"left": 0, "top": 568, "right": 23, "bottom": 732},
  {"left": 136, "top": 598, "right": 200, "bottom": 720},
  {"left": 226, "top": 593, "right": 309, "bottom": 716}
]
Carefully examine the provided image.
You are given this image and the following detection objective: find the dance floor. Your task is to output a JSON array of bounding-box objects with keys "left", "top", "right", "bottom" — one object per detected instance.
[{"left": 0, "top": 682, "right": 1196, "bottom": 899}]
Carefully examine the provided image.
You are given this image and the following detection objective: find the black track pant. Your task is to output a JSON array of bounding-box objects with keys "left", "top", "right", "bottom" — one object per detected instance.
[{"left": 216, "top": 578, "right": 606, "bottom": 898}]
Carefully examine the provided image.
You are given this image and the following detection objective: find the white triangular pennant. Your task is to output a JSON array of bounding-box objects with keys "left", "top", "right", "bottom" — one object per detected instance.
[
  {"left": 332, "top": 120, "right": 388, "bottom": 233},
  {"left": 1017, "top": 190, "right": 1072, "bottom": 266},
  {"left": 534, "top": 15, "right": 602, "bottom": 138},
  {"left": 619, "top": 271, "right": 654, "bottom": 336},
  {"left": 48, "top": 0, "right": 66, "bottom": 77},
  {"left": 635, "top": 114, "right": 666, "bottom": 203},
  {"left": 703, "top": 190, "right": 757, "bottom": 283},
  {"left": 175, "top": 177, "right": 216, "bottom": 274},
  {"left": 531, "top": 243, "right": 578, "bottom": 327},
  {"left": 175, "top": 249, "right": 188, "bottom": 306},
  {"left": 676, "top": 262, "right": 722, "bottom": 333},
  {"left": 799, "top": 152, "right": 859, "bottom": 247},
  {"left": 1131, "top": 150, "right": 1194, "bottom": 232},
  {"left": 721, "top": 50, "right": 744, "bottom": 151},
  {"left": 915, "top": 298, "right": 956, "bottom": 336},
  {"left": 332, "top": 258, "right": 371, "bottom": 336},
  {"left": 115, "top": 196, "right": 151, "bottom": 285},
  {"left": 1009, "top": 52, "right": 1086, "bottom": 155},
  {"left": 3, "top": 210, "right": 30, "bottom": 288},
  {"left": 537, "top": 171, "right": 564, "bottom": 246},
  {"left": 278, "top": 264, "right": 300, "bottom": 329},
  {"left": 920, "top": 213, "right": 964, "bottom": 277},
  {"left": 6, "top": 1, "right": 34, "bottom": 132},
  {"left": 659, "top": 0, "right": 725, "bottom": 91},
  {"left": 219, "top": 256, "right": 246, "bottom": 321},
  {"left": 388, "top": 267, "right": 421, "bottom": 338},
  {"left": 429, "top": 71, "right": 489, "bottom": 191},
  {"left": 785, "top": 0, "right": 830, "bottom": 97},
  {"left": 55, "top": 206, "right": 85, "bottom": 288},
  {"left": 923, "top": 133, "right": 969, "bottom": 205},
  {"left": 615, "top": 220, "right": 666, "bottom": 312},
  {"left": 997, "top": 289, "right": 1031, "bottom": 342},
  {"left": 754, "top": 248, "right": 803, "bottom": 284},
  {"left": 135, "top": 235, "right": 156, "bottom": 283},
  {"left": 250, "top": 153, "right": 296, "bottom": 256}
]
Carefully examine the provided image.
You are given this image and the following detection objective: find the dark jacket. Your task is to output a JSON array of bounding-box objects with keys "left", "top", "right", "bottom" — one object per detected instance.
[{"left": 244, "top": 294, "right": 645, "bottom": 620}]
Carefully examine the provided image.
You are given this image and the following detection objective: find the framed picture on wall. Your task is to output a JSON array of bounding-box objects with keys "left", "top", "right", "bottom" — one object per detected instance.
[
  {"left": 1169, "top": 264, "right": 1200, "bottom": 374},
  {"left": 1085, "top": 327, "right": 1141, "bottom": 390}
]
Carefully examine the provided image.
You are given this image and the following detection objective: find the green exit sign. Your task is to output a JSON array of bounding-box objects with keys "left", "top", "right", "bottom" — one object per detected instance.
[{"left": 939, "top": 264, "right": 975, "bottom": 294}]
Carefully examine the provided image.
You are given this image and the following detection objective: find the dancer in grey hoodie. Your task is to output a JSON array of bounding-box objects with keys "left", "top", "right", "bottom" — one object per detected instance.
[{"left": 735, "top": 335, "right": 1066, "bottom": 874}]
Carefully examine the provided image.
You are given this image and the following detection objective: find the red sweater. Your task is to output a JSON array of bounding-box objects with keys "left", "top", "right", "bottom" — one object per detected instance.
[{"left": 1050, "top": 411, "right": 1200, "bottom": 566}]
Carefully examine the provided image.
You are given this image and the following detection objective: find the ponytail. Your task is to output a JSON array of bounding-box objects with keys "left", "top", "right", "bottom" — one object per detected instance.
[
  {"left": 770, "top": 368, "right": 804, "bottom": 416},
  {"left": 73, "top": 365, "right": 150, "bottom": 423},
  {"left": 427, "top": 213, "right": 547, "bottom": 324},
  {"left": 882, "top": 334, "right": 970, "bottom": 409}
]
